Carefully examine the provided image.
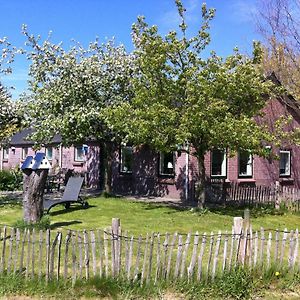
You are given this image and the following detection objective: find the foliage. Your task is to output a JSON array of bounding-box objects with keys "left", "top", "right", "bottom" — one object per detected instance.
[
  {"left": 14, "top": 215, "right": 50, "bottom": 231},
  {"left": 0, "top": 168, "right": 22, "bottom": 191},
  {"left": 256, "top": 0, "right": 300, "bottom": 98},
  {"left": 102, "top": 0, "right": 278, "bottom": 207},
  {"left": 0, "top": 37, "right": 21, "bottom": 143},
  {"left": 216, "top": 267, "right": 254, "bottom": 299},
  {"left": 22, "top": 25, "right": 134, "bottom": 146}
]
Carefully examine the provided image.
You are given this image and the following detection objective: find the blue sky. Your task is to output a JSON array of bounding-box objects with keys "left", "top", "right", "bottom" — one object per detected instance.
[{"left": 0, "top": 0, "right": 258, "bottom": 99}]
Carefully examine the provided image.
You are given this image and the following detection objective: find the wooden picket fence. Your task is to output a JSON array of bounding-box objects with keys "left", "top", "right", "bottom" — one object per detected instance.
[
  {"left": 0, "top": 219, "right": 299, "bottom": 283},
  {"left": 206, "top": 180, "right": 300, "bottom": 210}
]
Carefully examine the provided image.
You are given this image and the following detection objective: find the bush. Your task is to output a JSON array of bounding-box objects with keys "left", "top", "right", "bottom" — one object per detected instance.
[
  {"left": 216, "top": 267, "right": 254, "bottom": 299},
  {"left": 0, "top": 168, "right": 22, "bottom": 191},
  {"left": 14, "top": 215, "right": 51, "bottom": 231}
]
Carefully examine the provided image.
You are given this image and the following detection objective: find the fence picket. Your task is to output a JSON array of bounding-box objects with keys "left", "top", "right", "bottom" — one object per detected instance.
[
  {"left": 293, "top": 229, "right": 299, "bottom": 269},
  {"left": 222, "top": 231, "right": 228, "bottom": 272},
  {"left": 212, "top": 231, "right": 221, "bottom": 281},
  {"left": 228, "top": 228, "right": 235, "bottom": 271},
  {"left": 71, "top": 231, "right": 77, "bottom": 286},
  {"left": 90, "top": 231, "right": 97, "bottom": 277},
  {"left": 133, "top": 235, "right": 142, "bottom": 282},
  {"left": 7, "top": 227, "right": 15, "bottom": 274},
  {"left": 64, "top": 230, "right": 71, "bottom": 280},
  {"left": 104, "top": 229, "right": 109, "bottom": 277},
  {"left": 25, "top": 229, "right": 31, "bottom": 279},
  {"left": 180, "top": 232, "right": 191, "bottom": 278},
  {"left": 274, "top": 229, "right": 279, "bottom": 264},
  {"left": 289, "top": 230, "right": 294, "bottom": 269},
  {"left": 83, "top": 230, "right": 89, "bottom": 280},
  {"left": 57, "top": 232, "right": 62, "bottom": 280},
  {"left": 31, "top": 229, "right": 35, "bottom": 278},
  {"left": 280, "top": 228, "right": 288, "bottom": 265},
  {"left": 1, "top": 226, "right": 7, "bottom": 273},
  {"left": 166, "top": 232, "right": 177, "bottom": 279},
  {"left": 141, "top": 233, "right": 149, "bottom": 284},
  {"left": 45, "top": 229, "right": 50, "bottom": 282},
  {"left": 49, "top": 232, "right": 59, "bottom": 280},
  {"left": 161, "top": 233, "right": 169, "bottom": 279},
  {"left": 97, "top": 230, "right": 103, "bottom": 278},
  {"left": 78, "top": 232, "right": 83, "bottom": 279},
  {"left": 206, "top": 232, "right": 214, "bottom": 281},
  {"left": 174, "top": 234, "right": 183, "bottom": 279},
  {"left": 147, "top": 233, "right": 154, "bottom": 283},
  {"left": 188, "top": 231, "right": 199, "bottom": 280},
  {"left": 197, "top": 233, "right": 206, "bottom": 281},
  {"left": 267, "top": 231, "right": 272, "bottom": 269},
  {"left": 127, "top": 236, "right": 134, "bottom": 280},
  {"left": 155, "top": 233, "right": 161, "bottom": 283},
  {"left": 14, "top": 228, "right": 20, "bottom": 274}
]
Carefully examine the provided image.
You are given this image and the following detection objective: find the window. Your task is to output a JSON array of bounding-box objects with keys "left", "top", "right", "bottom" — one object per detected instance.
[
  {"left": 45, "top": 147, "right": 53, "bottom": 161},
  {"left": 159, "top": 152, "right": 175, "bottom": 176},
  {"left": 2, "top": 148, "right": 9, "bottom": 160},
  {"left": 211, "top": 149, "right": 227, "bottom": 177},
  {"left": 279, "top": 150, "right": 291, "bottom": 176},
  {"left": 120, "top": 146, "right": 133, "bottom": 173},
  {"left": 22, "top": 147, "right": 28, "bottom": 160},
  {"left": 238, "top": 151, "right": 253, "bottom": 177},
  {"left": 74, "top": 146, "right": 84, "bottom": 162}
]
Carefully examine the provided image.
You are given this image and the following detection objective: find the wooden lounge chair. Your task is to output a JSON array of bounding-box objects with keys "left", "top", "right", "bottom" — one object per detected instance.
[{"left": 44, "top": 176, "right": 88, "bottom": 213}]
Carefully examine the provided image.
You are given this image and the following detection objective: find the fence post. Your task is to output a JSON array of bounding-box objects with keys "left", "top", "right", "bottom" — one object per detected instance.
[{"left": 112, "top": 218, "right": 120, "bottom": 277}]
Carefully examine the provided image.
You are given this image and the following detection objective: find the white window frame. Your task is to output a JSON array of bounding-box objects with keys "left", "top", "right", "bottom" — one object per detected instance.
[
  {"left": 120, "top": 146, "right": 133, "bottom": 174},
  {"left": 45, "top": 147, "right": 53, "bottom": 161},
  {"left": 74, "top": 146, "right": 84, "bottom": 162},
  {"left": 238, "top": 151, "right": 253, "bottom": 177},
  {"left": 22, "top": 147, "right": 29, "bottom": 160},
  {"left": 2, "top": 148, "right": 9, "bottom": 160},
  {"left": 279, "top": 150, "right": 291, "bottom": 177},
  {"left": 159, "top": 152, "right": 175, "bottom": 176},
  {"left": 211, "top": 149, "right": 227, "bottom": 177}
]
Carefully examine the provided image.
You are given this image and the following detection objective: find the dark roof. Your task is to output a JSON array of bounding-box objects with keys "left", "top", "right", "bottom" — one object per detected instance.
[{"left": 10, "top": 128, "right": 62, "bottom": 146}]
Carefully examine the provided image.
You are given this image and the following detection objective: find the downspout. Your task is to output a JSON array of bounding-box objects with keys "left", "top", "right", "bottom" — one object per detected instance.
[
  {"left": 0, "top": 148, "right": 3, "bottom": 171},
  {"left": 59, "top": 145, "right": 63, "bottom": 168},
  {"left": 185, "top": 143, "right": 189, "bottom": 201}
]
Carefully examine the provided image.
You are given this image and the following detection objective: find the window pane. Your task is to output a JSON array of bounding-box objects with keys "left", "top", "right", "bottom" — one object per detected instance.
[
  {"left": 75, "top": 146, "right": 84, "bottom": 161},
  {"left": 22, "top": 148, "right": 28, "bottom": 160},
  {"left": 239, "top": 151, "right": 252, "bottom": 177},
  {"left": 211, "top": 149, "right": 226, "bottom": 176},
  {"left": 121, "top": 146, "right": 133, "bottom": 173},
  {"left": 159, "top": 152, "right": 174, "bottom": 175},
  {"left": 279, "top": 151, "right": 290, "bottom": 176},
  {"left": 46, "top": 147, "right": 53, "bottom": 160},
  {"left": 2, "top": 148, "right": 9, "bottom": 160}
]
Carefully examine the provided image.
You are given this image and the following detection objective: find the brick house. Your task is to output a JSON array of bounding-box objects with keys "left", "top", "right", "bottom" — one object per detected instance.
[
  {"left": 111, "top": 79, "right": 300, "bottom": 201},
  {"left": 0, "top": 128, "right": 101, "bottom": 188},
  {"left": 1, "top": 76, "right": 300, "bottom": 200}
]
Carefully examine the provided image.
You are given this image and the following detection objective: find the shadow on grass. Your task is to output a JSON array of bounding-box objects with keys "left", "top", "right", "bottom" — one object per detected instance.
[
  {"left": 50, "top": 220, "right": 82, "bottom": 230},
  {"left": 49, "top": 205, "right": 96, "bottom": 217}
]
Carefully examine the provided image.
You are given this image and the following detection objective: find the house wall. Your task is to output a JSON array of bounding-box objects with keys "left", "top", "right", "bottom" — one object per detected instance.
[
  {"left": 111, "top": 96, "right": 300, "bottom": 200},
  {"left": 0, "top": 143, "right": 101, "bottom": 188}
]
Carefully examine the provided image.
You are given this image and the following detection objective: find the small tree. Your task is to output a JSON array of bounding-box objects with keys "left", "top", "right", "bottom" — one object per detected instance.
[
  {"left": 103, "top": 1, "right": 275, "bottom": 207},
  {"left": 22, "top": 26, "right": 134, "bottom": 194},
  {"left": 0, "top": 37, "right": 20, "bottom": 144}
]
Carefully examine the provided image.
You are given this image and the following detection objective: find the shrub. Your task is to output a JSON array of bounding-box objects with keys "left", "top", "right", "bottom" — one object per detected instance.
[
  {"left": 216, "top": 267, "right": 254, "bottom": 299},
  {"left": 0, "top": 168, "right": 22, "bottom": 191},
  {"left": 14, "top": 215, "right": 50, "bottom": 231}
]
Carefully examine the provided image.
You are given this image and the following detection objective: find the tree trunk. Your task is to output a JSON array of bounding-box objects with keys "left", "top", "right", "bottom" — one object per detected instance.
[
  {"left": 100, "top": 142, "right": 114, "bottom": 195},
  {"left": 23, "top": 169, "right": 49, "bottom": 224},
  {"left": 195, "top": 153, "right": 206, "bottom": 209}
]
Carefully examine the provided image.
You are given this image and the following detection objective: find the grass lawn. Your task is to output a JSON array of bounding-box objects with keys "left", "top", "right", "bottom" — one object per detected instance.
[{"left": 0, "top": 195, "right": 299, "bottom": 235}]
